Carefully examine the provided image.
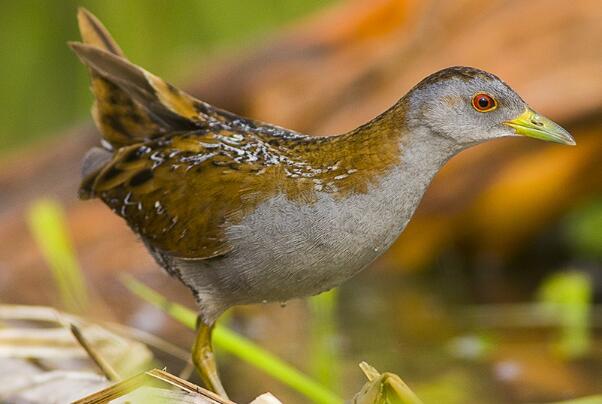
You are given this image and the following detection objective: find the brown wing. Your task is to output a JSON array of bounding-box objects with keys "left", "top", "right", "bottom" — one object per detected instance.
[
  {"left": 73, "top": 10, "right": 316, "bottom": 259},
  {"left": 87, "top": 129, "right": 297, "bottom": 260}
]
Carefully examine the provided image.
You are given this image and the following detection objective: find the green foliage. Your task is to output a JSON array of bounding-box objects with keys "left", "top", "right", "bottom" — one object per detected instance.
[
  {"left": 412, "top": 370, "right": 474, "bottom": 404},
  {"left": 565, "top": 198, "right": 602, "bottom": 260},
  {"left": 309, "top": 289, "right": 342, "bottom": 394},
  {"left": 26, "top": 199, "right": 88, "bottom": 312},
  {"left": 0, "top": 0, "right": 332, "bottom": 152},
  {"left": 537, "top": 271, "right": 593, "bottom": 358},
  {"left": 355, "top": 362, "right": 423, "bottom": 404}
]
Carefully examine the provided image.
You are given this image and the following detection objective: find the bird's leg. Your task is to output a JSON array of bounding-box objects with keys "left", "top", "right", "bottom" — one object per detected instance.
[{"left": 192, "top": 317, "right": 228, "bottom": 398}]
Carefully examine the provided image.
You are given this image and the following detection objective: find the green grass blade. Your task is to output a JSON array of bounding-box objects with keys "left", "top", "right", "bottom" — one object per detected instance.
[
  {"left": 538, "top": 271, "right": 592, "bottom": 358},
  {"left": 27, "top": 198, "right": 88, "bottom": 312},
  {"left": 308, "top": 289, "right": 341, "bottom": 394},
  {"left": 121, "top": 274, "right": 343, "bottom": 404}
]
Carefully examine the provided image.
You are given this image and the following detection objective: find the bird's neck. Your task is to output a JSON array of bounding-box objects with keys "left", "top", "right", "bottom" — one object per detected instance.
[
  {"left": 324, "top": 105, "right": 467, "bottom": 254},
  {"left": 310, "top": 99, "right": 465, "bottom": 197},
  {"left": 396, "top": 124, "right": 466, "bottom": 181},
  {"left": 261, "top": 100, "right": 466, "bottom": 223}
]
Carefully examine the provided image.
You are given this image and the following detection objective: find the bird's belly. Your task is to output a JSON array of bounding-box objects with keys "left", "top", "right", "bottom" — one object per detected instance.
[
  {"left": 224, "top": 197, "right": 395, "bottom": 302},
  {"left": 177, "top": 187, "right": 415, "bottom": 310}
]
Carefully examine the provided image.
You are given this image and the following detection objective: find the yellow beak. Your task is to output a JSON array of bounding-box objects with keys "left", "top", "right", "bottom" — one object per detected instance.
[{"left": 504, "top": 108, "right": 575, "bottom": 146}]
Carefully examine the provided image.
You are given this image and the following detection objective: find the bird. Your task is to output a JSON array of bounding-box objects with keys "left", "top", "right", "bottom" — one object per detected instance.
[{"left": 70, "top": 8, "right": 575, "bottom": 398}]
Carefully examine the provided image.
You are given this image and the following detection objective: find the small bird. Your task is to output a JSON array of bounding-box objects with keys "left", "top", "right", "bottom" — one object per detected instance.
[{"left": 71, "top": 8, "right": 574, "bottom": 397}]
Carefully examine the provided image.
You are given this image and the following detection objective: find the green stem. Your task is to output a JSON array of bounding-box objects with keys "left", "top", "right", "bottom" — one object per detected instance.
[{"left": 27, "top": 199, "right": 88, "bottom": 312}]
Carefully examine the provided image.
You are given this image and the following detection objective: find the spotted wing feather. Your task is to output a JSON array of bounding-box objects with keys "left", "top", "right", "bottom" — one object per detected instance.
[{"left": 86, "top": 129, "right": 296, "bottom": 260}]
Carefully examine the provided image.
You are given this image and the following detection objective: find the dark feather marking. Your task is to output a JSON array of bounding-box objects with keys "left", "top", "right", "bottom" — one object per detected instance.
[
  {"left": 105, "top": 115, "right": 127, "bottom": 135},
  {"left": 122, "top": 147, "right": 142, "bottom": 163},
  {"left": 101, "top": 166, "right": 122, "bottom": 182},
  {"left": 128, "top": 112, "right": 143, "bottom": 124},
  {"left": 129, "top": 169, "right": 153, "bottom": 186}
]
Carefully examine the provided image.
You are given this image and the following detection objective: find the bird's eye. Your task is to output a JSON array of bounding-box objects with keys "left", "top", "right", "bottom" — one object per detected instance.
[{"left": 471, "top": 93, "right": 497, "bottom": 112}]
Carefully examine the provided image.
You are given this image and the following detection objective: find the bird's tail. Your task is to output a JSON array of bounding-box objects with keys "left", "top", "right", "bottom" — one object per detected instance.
[
  {"left": 72, "top": 8, "right": 211, "bottom": 150},
  {"left": 72, "top": 8, "right": 231, "bottom": 198}
]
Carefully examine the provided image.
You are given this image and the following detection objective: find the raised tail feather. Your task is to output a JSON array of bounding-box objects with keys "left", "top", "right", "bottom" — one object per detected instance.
[
  {"left": 73, "top": 8, "right": 230, "bottom": 198},
  {"left": 75, "top": 8, "right": 170, "bottom": 150},
  {"left": 70, "top": 42, "right": 201, "bottom": 133},
  {"left": 76, "top": 8, "right": 124, "bottom": 56}
]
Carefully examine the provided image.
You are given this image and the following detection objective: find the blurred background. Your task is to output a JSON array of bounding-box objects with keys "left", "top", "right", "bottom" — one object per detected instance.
[{"left": 0, "top": 0, "right": 600, "bottom": 403}]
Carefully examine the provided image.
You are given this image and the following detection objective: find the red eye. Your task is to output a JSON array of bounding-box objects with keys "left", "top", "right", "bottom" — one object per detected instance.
[{"left": 472, "top": 93, "right": 497, "bottom": 112}]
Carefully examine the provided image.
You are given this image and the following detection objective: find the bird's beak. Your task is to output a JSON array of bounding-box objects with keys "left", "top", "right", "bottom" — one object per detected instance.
[{"left": 504, "top": 108, "right": 575, "bottom": 145}]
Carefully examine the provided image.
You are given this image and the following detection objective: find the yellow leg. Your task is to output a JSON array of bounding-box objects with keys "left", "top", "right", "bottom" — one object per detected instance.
[{"left": 192, "top": 318, "right": 228, "bottom": 398}]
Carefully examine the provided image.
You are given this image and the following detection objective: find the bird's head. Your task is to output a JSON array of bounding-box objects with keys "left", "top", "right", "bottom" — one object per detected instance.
[{"left": 404, "top": 66, "right": 575, "bottom": 146}]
